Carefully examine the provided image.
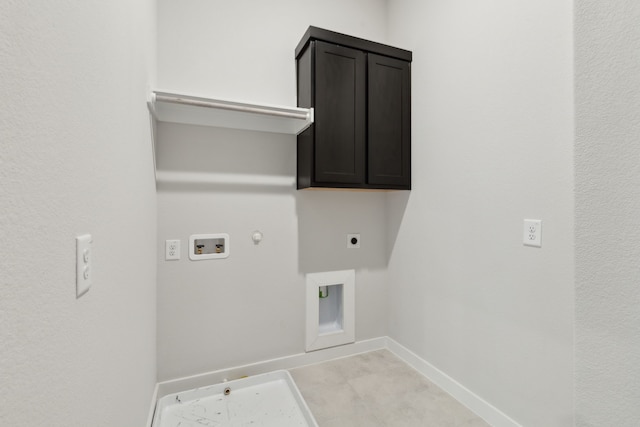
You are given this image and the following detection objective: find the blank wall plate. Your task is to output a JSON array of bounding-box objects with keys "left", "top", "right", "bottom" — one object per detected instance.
[{"left": 523, "top": 219, "right": 542, "bottom": 247}]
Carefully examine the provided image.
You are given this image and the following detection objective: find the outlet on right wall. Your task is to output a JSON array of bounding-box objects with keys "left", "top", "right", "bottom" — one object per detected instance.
[{"left": 385, "top": 1, "right": 574, "bottom": 425}]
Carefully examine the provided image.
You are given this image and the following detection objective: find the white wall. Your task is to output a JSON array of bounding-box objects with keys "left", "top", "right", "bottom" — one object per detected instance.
[
  {"left": 157, "top": 0, "right": 389, "bottom": 106},
  {"left": 13, "top": 2, "right": 634, "bottom": 426},
  {"left": 155, "top": 0, "right": 391, "bottom": 381},
  {"left": 154, "top": 1, "right": 640, "bottom": 424},
  {"left": 0, "top": 2, "right": 157, "bottom": 426},
  {"left": 575, "top": 1, "right": 640, "bottom": 425},
  {"left": 385, "top": 1, "right": 575, "bottom": 426}
]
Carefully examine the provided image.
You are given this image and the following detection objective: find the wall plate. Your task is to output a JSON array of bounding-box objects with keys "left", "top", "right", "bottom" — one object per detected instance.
[
  {"left": 523, "top": 219, "right": 542, "bottom": 247},
  {"left": 189, "top": 233, "right": 230, "bottom": 260},
  {"left": 76, "top": 234, "right": 92, "bottom": 297},
  {"left": 165, "top": 239, "right": 181, "bottom": 260}
]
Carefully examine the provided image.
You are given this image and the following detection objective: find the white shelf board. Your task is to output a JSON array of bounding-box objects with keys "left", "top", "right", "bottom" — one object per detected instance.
[{"left": 148, "top": 91, "right": 313, "bottom": 135}]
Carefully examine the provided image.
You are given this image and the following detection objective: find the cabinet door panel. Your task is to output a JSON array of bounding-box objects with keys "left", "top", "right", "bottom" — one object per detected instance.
[
  {"left": 314, "top": 41, "right": 366, "bottom": 184},
  {"left": 368, "top": 54, "right": 411, "bottom": 188}
]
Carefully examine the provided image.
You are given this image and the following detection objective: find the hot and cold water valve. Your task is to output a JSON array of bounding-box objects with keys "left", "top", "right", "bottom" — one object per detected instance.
[
  {"left": 166, "top": 231, "right": 264, "bottom": 261},
  {"left": 189, "top": 233, "right": 230, "bottom": 260},
  {"left": 167, "top": 230, "right": 358, "bottom": 262}
]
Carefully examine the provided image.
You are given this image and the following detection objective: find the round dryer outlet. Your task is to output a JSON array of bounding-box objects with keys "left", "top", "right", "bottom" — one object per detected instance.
[{"left": 347, "top": 233, "right": 360, "bottom": 249}]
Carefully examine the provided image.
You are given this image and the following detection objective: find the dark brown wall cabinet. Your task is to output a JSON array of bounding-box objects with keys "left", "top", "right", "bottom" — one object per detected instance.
[{"left": 296, "top": 27, "right": 412, "bottom": 190}]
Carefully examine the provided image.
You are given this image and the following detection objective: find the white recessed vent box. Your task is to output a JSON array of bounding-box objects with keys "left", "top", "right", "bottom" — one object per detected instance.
[
  {"left": 189, "top": 233, "right": 230, "bottom": 260},
  {"left": 305, "top": 269, "right": 355, "bottom": 352}
]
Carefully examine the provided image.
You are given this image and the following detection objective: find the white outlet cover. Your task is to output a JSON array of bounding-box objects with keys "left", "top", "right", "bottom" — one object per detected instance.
[
  {"left": 165, "top": 239, "right": 181, "bottom": 260},
  {"left": 76, "top": 234, "right": 92, "bottom": 298},
  {"left": 523, "top": 219, "right": 542, "bottom": 247}
]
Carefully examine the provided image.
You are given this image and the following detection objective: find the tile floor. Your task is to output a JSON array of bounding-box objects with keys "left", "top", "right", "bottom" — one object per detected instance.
[{"left": 289, "top": 349, "right": 490, "bottom": 427}]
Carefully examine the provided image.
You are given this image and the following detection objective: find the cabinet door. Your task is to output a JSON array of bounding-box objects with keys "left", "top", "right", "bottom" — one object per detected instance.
[
  {"left": 367, "top": 54, "right": 411, "bottom": 188},
  {"left": 314, "top": 41, "right": 366, "bottom": 185}
]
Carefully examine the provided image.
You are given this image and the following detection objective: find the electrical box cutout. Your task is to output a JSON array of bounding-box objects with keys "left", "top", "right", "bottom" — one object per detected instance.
[{"left": 189, "top": 233, "right": 230, "bottom": 260}]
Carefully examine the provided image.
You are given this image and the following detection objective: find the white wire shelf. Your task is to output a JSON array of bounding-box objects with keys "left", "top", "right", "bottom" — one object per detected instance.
[{"left": 148, "top": 91, "right": 313, "bottom": 135}]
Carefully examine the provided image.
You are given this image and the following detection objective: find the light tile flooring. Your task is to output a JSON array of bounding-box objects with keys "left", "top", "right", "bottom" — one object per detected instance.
[{"left": 289, "top": 350, "right": 490, "bottom": 427}]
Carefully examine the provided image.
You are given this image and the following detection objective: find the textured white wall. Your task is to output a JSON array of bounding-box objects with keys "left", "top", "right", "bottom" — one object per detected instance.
[
  {"left": 385, "top": 1, "right": 575, "bottom": 426},
  {"left": 575, "top": 1, "right": 640, "bottom": 425},
  {"left": 157, "top": 0, "right": 389, "bottom": 106},
  {"left": 155, "top": 0, "right": 390, "bottom": 381},
  {"left": 0, "top": 2, "right": 157, "bottom": 426}
]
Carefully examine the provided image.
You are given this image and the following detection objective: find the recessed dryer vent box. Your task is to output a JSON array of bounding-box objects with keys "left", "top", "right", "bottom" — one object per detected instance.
[
  {"left": 189, "top": 233, "right": 230, "bottom": 260},
  {"left": 305, "top": 269, "right": 355, "bottom": 352}
]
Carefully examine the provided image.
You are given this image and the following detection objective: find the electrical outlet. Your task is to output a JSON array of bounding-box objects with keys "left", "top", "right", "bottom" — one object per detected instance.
[
  {"left": 166, "top": 239, "right": 181, "bottom": 260},
  {"left": 347, "top": 233, "right": 360, "bottom": 249},
  {"left": 76, "top": 234, "right": 93, "bottom": 298},
  {"left": 523, "top": 219, "right": 542, "bottom": 247}
]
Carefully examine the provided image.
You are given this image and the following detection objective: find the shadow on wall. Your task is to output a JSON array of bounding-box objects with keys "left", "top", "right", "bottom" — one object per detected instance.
[
  {"left": 154, "top": 118, "right": 412, "bottom": 273},
  {"left": 295, "top": 189, "right": 410, "bottom": 274},
  {"left": 385, "top": 190, "right": 411, "bottom": 261},
  {"left": 154, "top": 122, "right": 297, "bottom": 194}
]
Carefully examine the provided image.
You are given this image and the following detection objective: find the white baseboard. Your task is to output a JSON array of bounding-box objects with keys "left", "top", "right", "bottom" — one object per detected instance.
[
  {"left": 385, "top": 337, "right": 521, "bottom": 427},
  {"left": 149, "top": 336, "right": 520, "bottom": 427}
]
